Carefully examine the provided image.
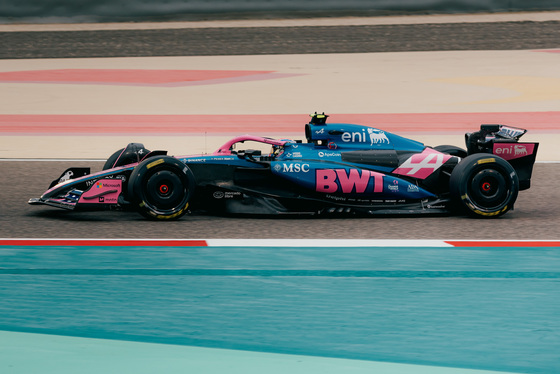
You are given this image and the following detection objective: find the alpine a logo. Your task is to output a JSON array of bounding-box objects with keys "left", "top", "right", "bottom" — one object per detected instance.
[{"left": 393, "top": 149, "right": 452, "bottom": 180}]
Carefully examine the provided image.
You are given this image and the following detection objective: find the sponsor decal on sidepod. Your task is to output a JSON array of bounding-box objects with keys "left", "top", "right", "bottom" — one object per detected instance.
[
  {"left": 78, "top": 179, "right": 122, "bottom": 204},
  {"left": 316, "top": 169, "right": 384, "bottom": 193},
  {"left": 493, "top": 143, "right": 535, "bottom": 161}
]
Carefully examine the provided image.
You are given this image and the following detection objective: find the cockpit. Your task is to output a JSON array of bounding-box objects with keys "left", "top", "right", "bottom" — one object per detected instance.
[{"left": 213, "top": 135, "right": 290, "bottom": 161}]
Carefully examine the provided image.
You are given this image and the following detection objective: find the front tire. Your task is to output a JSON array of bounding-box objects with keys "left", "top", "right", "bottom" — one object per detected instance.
[
  {"left": 450, "top": 154, "right": 518, "bottom": 217},
  {"left": 128, "top": 156, "right": 195, "bottom": 220},
  {"left": 103, "top": 143, "right": 151, "bottom": 170},
  {"left": 103, "top": 148, "right": 125, "bottom": 170}
]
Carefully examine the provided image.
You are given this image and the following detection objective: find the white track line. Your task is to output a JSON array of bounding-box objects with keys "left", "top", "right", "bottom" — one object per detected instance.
[{"left": 206, "top": 239, "right": 454, "bottom": 247}]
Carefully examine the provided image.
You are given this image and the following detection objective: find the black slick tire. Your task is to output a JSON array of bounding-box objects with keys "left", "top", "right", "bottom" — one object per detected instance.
[
  {"left": 450, "top": 153, "right": 518, "bottom": 217},
  {"left": 128, "top": 156, "right": 195, "bottom": 220},
  {"left": 433, "top": 145, "right": 468, "bottom": 158},
  {"left": 103, "top": 148, "right": 125, "bottom": 170}
]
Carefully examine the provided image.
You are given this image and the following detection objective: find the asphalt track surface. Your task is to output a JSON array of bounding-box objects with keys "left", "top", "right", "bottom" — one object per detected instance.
[
  {"left": 1, "top": 21, "right": 560, "bottom": 59},
  {"left": 2, "top": 161, "right": 559, "bottom": 239},
  {"left": 1, "top": 18, "right": 559, "bottom": 238}
]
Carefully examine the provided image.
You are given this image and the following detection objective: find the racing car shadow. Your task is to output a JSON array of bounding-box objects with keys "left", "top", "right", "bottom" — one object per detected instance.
[
  {"left": 28, "top": 209, "right": 454, "bottom": 222},
  {"left": 207, "top": 211, "right": 453, "bottom": 220},
  {"left": 28, "top": 209, "right": 141, "bottom": 222}
]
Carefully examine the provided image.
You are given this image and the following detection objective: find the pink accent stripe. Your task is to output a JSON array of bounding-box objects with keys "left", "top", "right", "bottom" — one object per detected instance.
[
  {"left": 0, "top": 72, "right": 299, "bottom": 88},
  {"left": 534, "top": 49, "right": 560, "bottom": 53},
  {"left": 1, "top": 112, "right": 559, "bottom": 135},
  {"left": 0, "top": 239, "right": 208, "bottom": 247},
  {"left": 0, "top": 69, "right": 274, "bottom": 85},
  {"left": 446, "top": 241, "right": 560, "bottom": 247}
]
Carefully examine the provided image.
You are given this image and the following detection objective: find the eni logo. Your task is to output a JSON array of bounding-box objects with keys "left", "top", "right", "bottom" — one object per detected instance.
[
  {"left": 341, "top": 129, "right": 389, "bottom": 145},
  {"left": 514, "top": 145, "right": 528, "bottom": 156}
]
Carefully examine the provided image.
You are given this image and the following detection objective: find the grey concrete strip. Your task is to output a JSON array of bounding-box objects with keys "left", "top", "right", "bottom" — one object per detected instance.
[{"left": 2, "top": 11, "right": 560, "bottom": 32}]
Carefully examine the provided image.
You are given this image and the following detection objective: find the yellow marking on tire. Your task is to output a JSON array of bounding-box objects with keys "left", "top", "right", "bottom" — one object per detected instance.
[
  {"left": 473, "top": 205, "right": 507, "bottom": 216},
  {"left": 155, "top": 203, "right": 189, "bottom": 220},
  {"left": 147, "top": 159, "right": 164, "bottom": 169},
  {"left": 477, "top": 158, "right": 496, "bottom": 165}
]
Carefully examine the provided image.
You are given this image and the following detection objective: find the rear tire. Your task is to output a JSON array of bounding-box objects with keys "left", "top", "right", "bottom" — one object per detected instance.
[
  {"left": 433, "top": 145, "right": 467, "bottom": 158},
  {"left": 128, "top": 156, "right": 195, "bottom": 220},
  {"left": 450, "top": 154, "right": 518, "bottom": 217}
]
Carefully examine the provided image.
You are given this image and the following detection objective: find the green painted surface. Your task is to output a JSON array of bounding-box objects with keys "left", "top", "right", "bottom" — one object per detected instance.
[
  {"left": 1, "top": 245, "right": 559, "bottom": 373},
  {"left": 0, "top": 330, "right": 519, "bottom": 374}
]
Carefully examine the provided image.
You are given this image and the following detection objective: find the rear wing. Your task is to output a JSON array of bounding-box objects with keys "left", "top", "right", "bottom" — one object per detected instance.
[{"left": 465, "top": 124, "right": 538, "bottom": 191}]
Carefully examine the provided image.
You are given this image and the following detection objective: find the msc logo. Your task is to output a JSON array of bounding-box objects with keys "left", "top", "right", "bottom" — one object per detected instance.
[{"left": 281, "top": 163, "right": 310, "bottom": 173}]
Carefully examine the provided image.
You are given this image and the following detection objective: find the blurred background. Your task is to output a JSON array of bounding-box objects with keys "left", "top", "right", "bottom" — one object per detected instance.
[{"left": 2, "top": 0, "right": 560, "bottom": 23}]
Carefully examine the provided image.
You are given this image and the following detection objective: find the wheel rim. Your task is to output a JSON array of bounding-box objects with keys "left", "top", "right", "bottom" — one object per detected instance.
[
  {"left": 158, "top": 183, "right": 171, "bottom": 195},
  {"left": 468, "top": 169, "right": 509, "bottom": 209},
  {"left": 145, "top": 170, "right": 186, "bottom": 212}
]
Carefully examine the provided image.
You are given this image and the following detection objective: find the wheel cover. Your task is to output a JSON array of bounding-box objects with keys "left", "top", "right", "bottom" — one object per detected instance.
[
  {"left": 467, "top": 168, "right": 510, "bottom": 211},
  {"left": 144, "top": 170, "right": 187, "bottom": 212}
]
